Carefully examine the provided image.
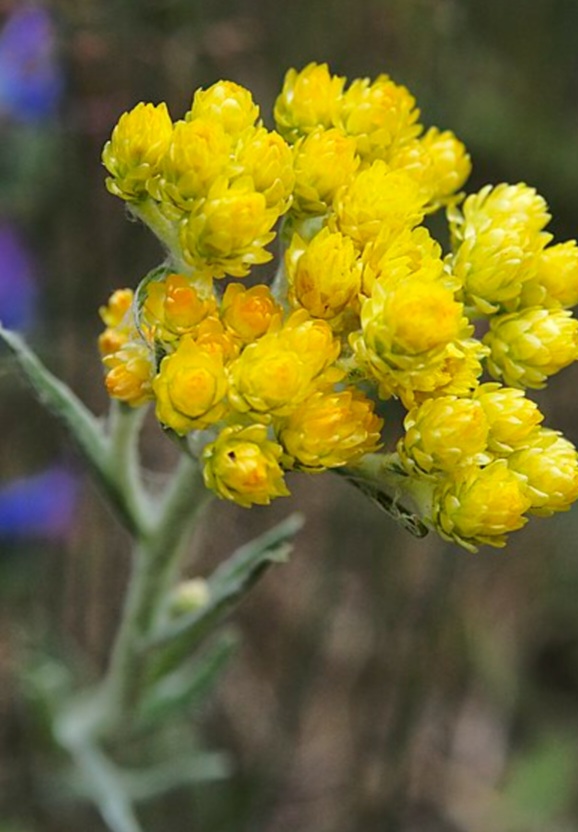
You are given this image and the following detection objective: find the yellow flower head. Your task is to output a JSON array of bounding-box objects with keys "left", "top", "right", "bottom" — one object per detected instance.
[
  {"left": 339, "top": 74, "right": 421, "bottom": 162},
  {"left": 414, "top": 127, "right": 471, "bottom": 205},
  {"left": 285, "top": 227, "right": 361, "bottom": 323},
  {"left": 360, "top": 225, "right": 444, "bottom": 296},
  {"left": 142, "top": 274, "right": 216, "bottom": 344},
  {"left": 451, "top": 229, "right": 537, "bottom": 314},
  {"left": 228, "top": 311, "right": 341, "bottom": 418},
  {"left": 407, "top": 338, "right": 487, "bottom": 406},
  {"left": 484, "top": 307, "right": 578, "bottom": 388},
  {"left": 519, "top": 241, "right": 578, "bottom": 310},
  {"left": 278, "top": 389, "right": 383, "bottom": 471},
  {"left": 292, "top": 127, "right": 360, "bottom": 216},
  {"left": 221, "top": 283, "right": 282, "bottom": 343},
  {"left": 202, "top": 424, "right": 289, "bottom": 507},
  {"left": 449, "top": 183, "right": 552, "bottom": 313},
  {"left": 352, "top": 277, "right": 472, "bottom": 403},
  {"left": 400, "top": 396, "right": 490, "bottom": 474},
  {"left": 235, "top": 126, "right": 295, "bottom": 211},
  {"left": 192, "top": 316, "right": 240, "bottom": 362},
  {"left": 103, "top": 341, "right": 155, "bottom": 407},
  {"left": 432, "top": 460, "right": 532, "bottom": 550},
  {"left": 456, "top": 183, "right": 551, "bottom": 234},
  {"left": 188, "top": 80, "right": 260, "bottom": 136},
  {"left": 508, "top": 428, "right": 578, "bottom": 516},
  {"left": 98, "top": 289, "right": 134, "bottom": 356},
  {"left": 180, "top": 178, "right": 277, "bottom": 278},
  {"left": 99, "top": 288, "right": 134, "bottom": 329},
  {"left": 102, "top": 102, "right": 173, "bottom": 201},
  {"left": 280, "top": 310, "right": 343, "bottom": 379},
  {"left": 360, "top": 275, "right": 466, "bottom": 358},
  {"left": 153, "top": 337, "right": 228, "bottom": 434},
  {"left": 274, "top": 62, "right": 346, "bottom": 143},
  {"left": 472, "top": 382, "right": 544, "bottom": 453},
  {"left": 334, "top": 160, "right": 426, "bottom": 247},
  {"left": 154, "top": 118, "right": 232, "bottom": 209}
]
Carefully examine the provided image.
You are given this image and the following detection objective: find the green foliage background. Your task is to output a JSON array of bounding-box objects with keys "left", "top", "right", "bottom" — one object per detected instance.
[{"left": 2, "top": 1, "right": 578, "bottom": 830}]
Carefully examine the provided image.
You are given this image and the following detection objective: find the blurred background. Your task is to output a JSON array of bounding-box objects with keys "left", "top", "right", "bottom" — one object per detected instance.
[{"left": 1, "top": 1, "right": 578, "bottom": 830}]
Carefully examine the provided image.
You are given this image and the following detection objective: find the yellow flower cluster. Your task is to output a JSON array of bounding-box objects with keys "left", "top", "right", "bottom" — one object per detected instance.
[
  {"left": 99, "top": 274, "right": 382, "bottom": 504},
  {"left": 448, "top": 184, "right": 578, "bottom": 387},
  {"left": 100, "top": 64, "right": 578, "bottom": 550},
  {"left": 398, "top": 386, "right": 578, "bottom": 549},
  {"left": 102, "top": 82, "right": 294, "bottom": 279}
]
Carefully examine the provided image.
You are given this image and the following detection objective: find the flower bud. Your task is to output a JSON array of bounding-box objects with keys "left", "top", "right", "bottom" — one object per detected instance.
[
  {"left": 274, "top": 63, "right": 345, "bottom": 143},
  {"left": 473, "top": 382, "right": 543, "bottom": 453},
  {"left": 155, "top": 118, "right": 232, "bottom": 209},
  {"left": 508, "top": 428, "right": 578, "bottom": 515},
  {"left": 103, "top": 341, "right": 155, "bottom": 407},
  {"left": 188, "top": 80, "right": 259, "bottom": 135},
  {"left": 153, "top": 338, "right": 228, "bottom": 434},
  {"left": 235, "top": 126, "right": 295, "bottom": 211},
  {"left": 286, "top": 228, "right": 361, "bottom": 322},
  {"left": 400, "top": 396, "right": 490, "bottom": 474},
  {"left": 221, "top": 283, "right": 282, "bottom": 343},
  {"left": 339, "top": 74, "right": 421, "bottom": 162},
  {"left": 98, "top": 289, "right": 134, "bottom": 356},
  {"left": 432, "top": 460, "right": 532, "bottom": 549},
  {"left": 519, "top": 241, "right": 578, "bottom": 310},
  {"left": 203, "top": 424, "right": 289, "bottom": 507},
  {"left": 449, "top": 183, "right": 552, "bottom": 313},
  {"left": 292, "top": 127, "right": 359, "bottom": 216},
  {"left": 416, "top": 127, "right": 471, "bottom": 203},
  {"left": 334, "top": 160, "right": 426, "bottom": 247},
  {"left": 484, "top": 307, "right": 578, "bottom": 388},
  {"left": 102, "top": 102, "right": 173, "bottom": 200},
  {"left": 142, "top": 274, "right": 216, "bottom": 344},
  {"left": 278, "top": 390, "right": 383, "bottom": 470},
  {"left": 180, "top": 179, "right": 276, "bottom": 278},
  {"left": 228, "top": 311, "right": 341, "bottom": 418}
]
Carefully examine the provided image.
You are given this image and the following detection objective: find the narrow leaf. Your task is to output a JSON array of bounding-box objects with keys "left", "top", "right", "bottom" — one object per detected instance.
[
  {"left": 138, "top": 631, "right": 238, "bottom": 728},
  {"left": 148, "top": 512, "right": 304, "bottom": 676},
  {"left": 123, "top": 751, "right": 232, "bottom": 800},
  {"left": 0, "top": 324, "right": 106, "bottom": 461},
  {"left": 0, "top": 325, "right": 142, "bottom": 534}
]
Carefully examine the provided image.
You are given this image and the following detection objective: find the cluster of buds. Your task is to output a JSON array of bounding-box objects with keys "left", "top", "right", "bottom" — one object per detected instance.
[{"left": 100, "top": 63, "right": 578, "bottom": 550}]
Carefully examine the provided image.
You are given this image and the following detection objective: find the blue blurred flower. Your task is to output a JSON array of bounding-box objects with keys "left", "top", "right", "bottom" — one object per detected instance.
[
  {"left": 0, "top": 466, "right": 78, "bottom": 541},
  {"left": 0, "top": 4, "right": 64, "bottom": 123},
  {"left": 0, "top": 221, "right": 37, "bottom": 330}
]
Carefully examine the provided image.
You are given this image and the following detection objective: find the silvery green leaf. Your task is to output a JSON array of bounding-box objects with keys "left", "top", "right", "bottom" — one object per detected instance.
[
  {"left": 148, "top": 512, "right": 304, "bottom": 678},
  {"left": 138, "top": 631, "right": 238, "bottom": 728},
  {"left": 0, "top": 325, "right": 144, "bottom": 534}
]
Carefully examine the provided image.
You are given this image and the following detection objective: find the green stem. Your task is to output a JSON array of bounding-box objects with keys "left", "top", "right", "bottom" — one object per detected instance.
[
  {"left": 53, "top": 447, "right": 212, "bottom": 832},
  {"left": 129, "top": 201, "right": 185, "bottom": 269},
  {"left": 270, "top": 252, "right": 288, "bottom": 307},
  {"left": 70, "top": 743, "right": 144, "bottom": 832},
  {"left": 106, "top": 401, "right": 153, "bottom": 535},
  {"left": 100, "top": 456, "right": 211, "bottom": 723},
  {"left": 339, "top": 454, "right": 430, "bottom": 538},
  {"left": 129, "top": 200, "right": 213, "bottom": 298}
]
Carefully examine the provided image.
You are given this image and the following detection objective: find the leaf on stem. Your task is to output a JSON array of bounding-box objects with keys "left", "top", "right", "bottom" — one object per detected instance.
[
  {"left": 147, "top": 512, "right": 305, "bottom": 678},
  {"left": 0, "top": 323, "right": 106, "bottom": 462},
  {"left": 0, "top": 324, "right": 145, "bottom": 535},
  {"left": 137, "top": 630, "right": 239, "bottom": 728}
]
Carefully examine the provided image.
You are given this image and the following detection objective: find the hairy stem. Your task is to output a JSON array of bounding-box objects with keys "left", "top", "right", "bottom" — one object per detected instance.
[{"left": 100, "top": 455, "right": 211, "bottom": 723}]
